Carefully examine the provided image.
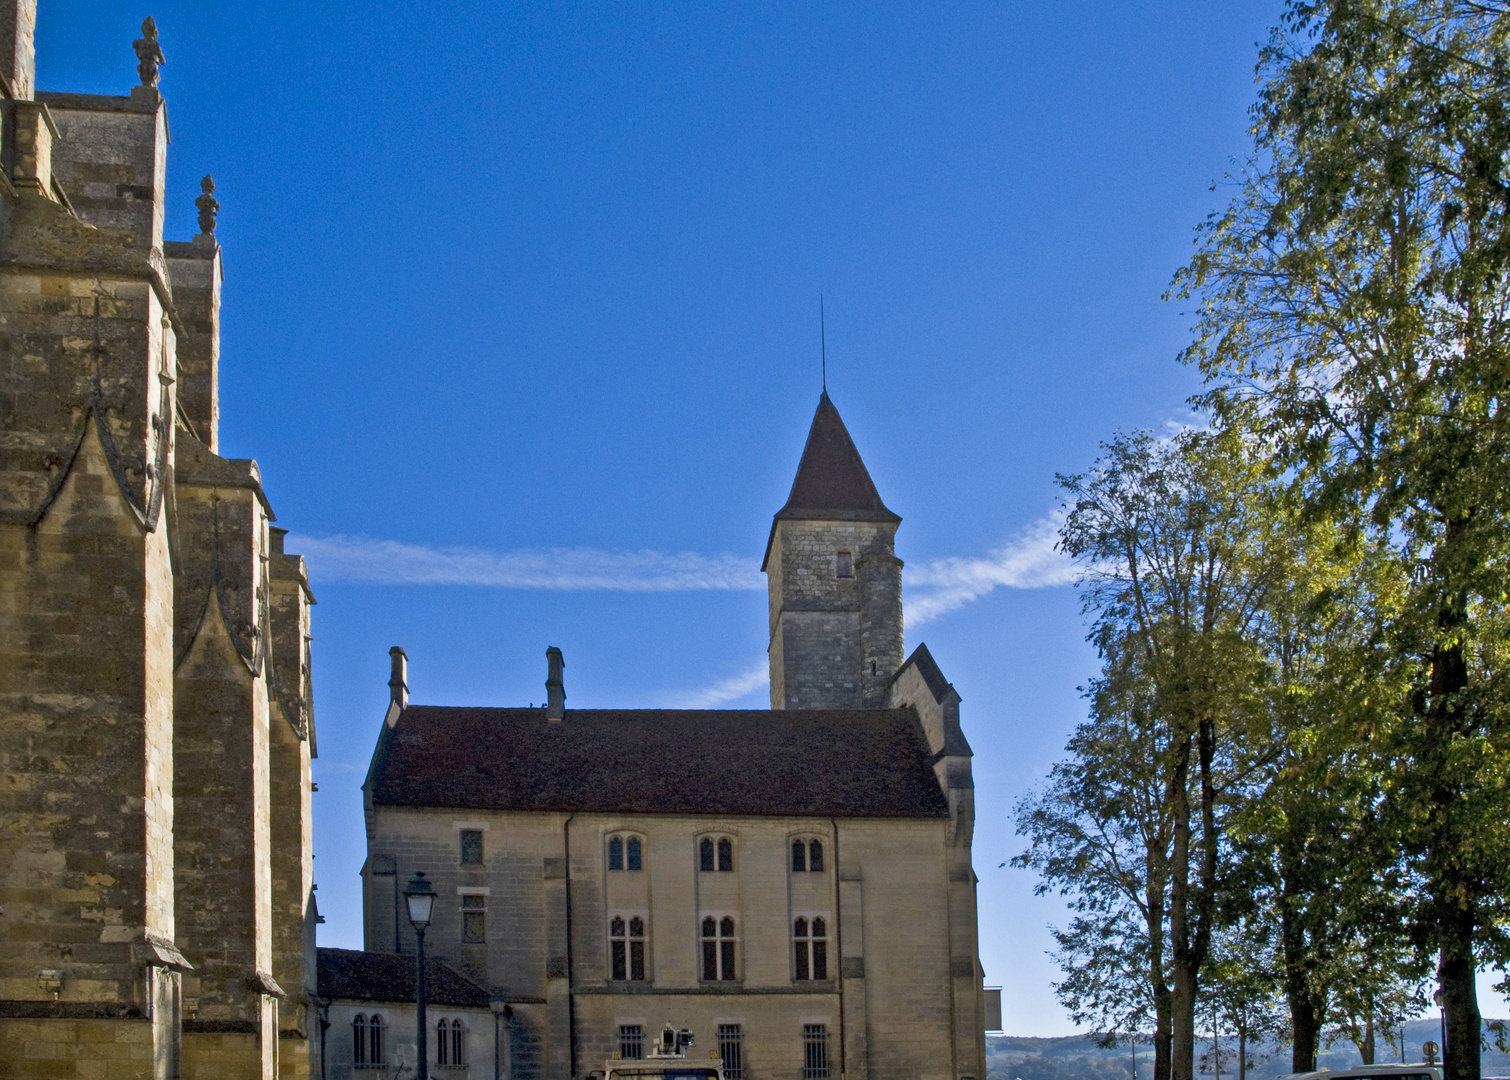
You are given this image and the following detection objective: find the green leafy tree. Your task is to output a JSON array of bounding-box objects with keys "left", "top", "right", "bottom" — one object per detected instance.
[
  {"left": 1023, "top": 429, "right": 1289, "bottom": 1080},
  {"left": 1201, "top": 922, "right": 1289, "bottom": 1080},
  {"left": 1172, "top": 4, "right": 1510, "bottom": 1077}
]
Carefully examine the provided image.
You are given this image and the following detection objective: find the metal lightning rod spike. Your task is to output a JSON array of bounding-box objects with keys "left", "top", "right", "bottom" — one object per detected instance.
[{"left": 820, "top": 295, "right": 827, "bottom": 393}]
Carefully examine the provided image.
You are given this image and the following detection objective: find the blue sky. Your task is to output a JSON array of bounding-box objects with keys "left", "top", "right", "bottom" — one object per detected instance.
[{"left": 38, "top": 0, "right": 1505, "bottom": 1037}]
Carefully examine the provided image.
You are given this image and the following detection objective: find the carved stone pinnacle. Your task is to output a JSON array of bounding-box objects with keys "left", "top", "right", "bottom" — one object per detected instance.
[
  {"left": 195, "top": 175, "right": 219, "bottom": 236},
  {"left": 133, "top": 17, "right": 164, "bottom": 89}
]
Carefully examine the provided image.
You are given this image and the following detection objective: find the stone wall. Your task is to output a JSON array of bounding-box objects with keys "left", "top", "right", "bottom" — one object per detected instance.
[
  {"left": 0, "top": 5, "right": 317, "bottom": 1075},
  {"left": 366, "top": 807, "right": 984, "bottom": 1080},
  {"left": 766, "top": 519, "right": 902, "bottom": 709}
]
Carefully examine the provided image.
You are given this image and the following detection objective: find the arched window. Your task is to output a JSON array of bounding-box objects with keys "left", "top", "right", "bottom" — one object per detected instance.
[
  {"left": 793, "top": 837, "right": 825, "bottom": 872},
  {"left": 701, "top": 836, "right": 733, "bottom": 872},
  {"left": 452, "top": 1019, "right": 467, "bottom": 1066},
  {"left": 702, "top": 915, "right": 737, "bottom": 981},
  {"left": 352, "top": 1014, "right": 367, "bottom": 1066},
  {"left": 608, "top": 834, "right": 643, "bottom": 871},
  {"left": 370, "top": 1015, "right": 385, "bottom": 1066},
  {"left": 794, "top": 916, "right": 829, "bottom": 981},
  {"left": 437, "top": 1018, "right": 450, "bottom": 1066},
  {"left": 610, "top": 914, "right": 646, "bottom": 980}
]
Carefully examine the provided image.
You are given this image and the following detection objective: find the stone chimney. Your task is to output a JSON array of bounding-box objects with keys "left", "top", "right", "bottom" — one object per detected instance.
[
  {"left": 545, "top": 646, "right": 565, "bottom": 722},
  {"left": 388, "top": 646, "right": 408, "bottom": 710},
  {"left": 0, "top": 0, "right": 35, "bottom": 100}
]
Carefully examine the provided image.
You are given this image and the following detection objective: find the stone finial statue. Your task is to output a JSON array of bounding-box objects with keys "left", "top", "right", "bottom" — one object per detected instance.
[
  {"left": 133, "top": 17, "right": 164, "bottom": 88},
  {"left": 195, "top": 175, "right": 219, "bottom": 235}
]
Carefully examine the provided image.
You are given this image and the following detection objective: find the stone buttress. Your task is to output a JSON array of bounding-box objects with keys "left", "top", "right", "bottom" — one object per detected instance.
[{"left": 0, "top": 5, "right": 317, "bottom": 1078}]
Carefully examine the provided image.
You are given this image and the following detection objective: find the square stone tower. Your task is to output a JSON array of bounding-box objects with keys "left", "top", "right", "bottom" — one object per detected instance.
[{"left": 762, "top": 392, "right": 904, "bottom": 708}]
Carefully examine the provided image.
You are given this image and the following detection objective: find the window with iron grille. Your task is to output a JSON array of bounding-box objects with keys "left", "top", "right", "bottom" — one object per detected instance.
[
  {"left": 836, "top": 550, "right": 854, "bottom": 578},
  {"left": 803, "top": 1024, "right": 830, "bottom": 1079},
  {"left": 619, "top": 1025, "right": 644, "bottom": 1060},
  {"left": 717, "top": 1024, "right": 743, "bottom": 1080},
  {"left": 610, "top": 915, "right": 647, "bottom": 981},
  {"left": 461, "top": 894, "right": 485, "bottom": 944},
  {"left": 459, "top": 829, "right": 483, "bottom": 865},
  {"left": 793, "top": 916, "right": 829, "bottom": 981},
  {"left": 700, "top": 916, "right": 737, "bottom": 981}
]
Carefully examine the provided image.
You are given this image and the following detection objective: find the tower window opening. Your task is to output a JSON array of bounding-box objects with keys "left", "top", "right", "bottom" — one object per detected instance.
[
  {"left": 836, "top": 551, "right": 853, "bottom": 578},
  {"left": 461, "top": 893, "right": 486, "bottom": 944}
]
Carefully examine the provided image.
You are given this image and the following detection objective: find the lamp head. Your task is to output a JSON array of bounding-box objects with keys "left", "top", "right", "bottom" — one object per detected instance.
[
  {"left": 403, "top": 871, "right": 436, "bottom": 930},
  {"left": 490, "top": 992, "right": 508, "bottom": 1017}
]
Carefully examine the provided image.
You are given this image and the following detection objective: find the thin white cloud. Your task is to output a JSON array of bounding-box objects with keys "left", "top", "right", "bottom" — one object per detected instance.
[
  {"left": 661, "top": 662, "right": 770, "bottom": 709},
  {"left": 289, "top": 515, "right": 1076, "bottom": 623},
  {"left": 287, "top": 534, "right": 763, "bottom": 592},
  {"left": 902, "top": 516, "right": 1076, "bottom": 626}
]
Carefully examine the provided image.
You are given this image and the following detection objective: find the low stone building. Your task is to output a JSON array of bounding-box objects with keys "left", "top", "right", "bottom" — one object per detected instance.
[
  {"left": 0, "top": 4, "right": 318, "bottom": 1077},
  {"left": 315, "top": 948, "right": 499, "bottom": 1080},
  {"left": 359, "top": 394, "right": 987, "bottom": 1080}
]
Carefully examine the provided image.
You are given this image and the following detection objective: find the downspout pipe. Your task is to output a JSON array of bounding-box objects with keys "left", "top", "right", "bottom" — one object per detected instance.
[
  {"left": 564, "top": 813, "right": 578, "bottom": 1079},
  {"left": 832, "top": 818, "right": 847, "bottom": 1080}
]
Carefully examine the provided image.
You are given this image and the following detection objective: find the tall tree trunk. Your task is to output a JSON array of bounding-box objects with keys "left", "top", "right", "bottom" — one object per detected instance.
[
  {"left": 1424, "top": 559, "right": 1480, "bottom": 1080},
  {"left": 1170, "top": 734, "right": 1195, "bottom": 1080},
  {"left": 1148, "top": 862, "right": 1174, "bottom": 1080},
  {"left": 1279, "top": 815, "right": 1325, "bottom": 1071},
  {"left": 1155, "top": 982, "right": 1174, "bottom": 1080},
  {"left": 1440, "top": 937, "right": 1481, "bottom": 1080},
  {"left": 1282, "top": 881, "right": 1325, "bottom": 1071},
  {"left": 1363, "top": 1012, "right": 1376, "bottom": 1066},
  {"left": 1238, "top": 1027, "right": 1247, "bottom": 1080}
]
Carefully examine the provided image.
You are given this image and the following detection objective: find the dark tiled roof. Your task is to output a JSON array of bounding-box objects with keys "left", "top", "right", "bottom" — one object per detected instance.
[
  {"left": 368, "top": 707, "right": 949, "bottom": 819},
  {"left": 317, "top": 948, "right": 490, "bottom": 1007},
  {"left": 776, "top": 392, "right": 899, "bottom": 524}
]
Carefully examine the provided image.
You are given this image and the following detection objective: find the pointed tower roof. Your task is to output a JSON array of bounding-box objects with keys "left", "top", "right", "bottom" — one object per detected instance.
[
  {"left": 775, "top": 392, "right": 900, "bottom": 524},
  {"left": 763, "top": 393, "right": 900, "bottom": 570}
]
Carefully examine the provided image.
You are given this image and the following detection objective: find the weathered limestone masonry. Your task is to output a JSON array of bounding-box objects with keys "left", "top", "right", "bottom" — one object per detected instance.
[
  {"left": 764, "top": 392, "right": 903, "bottom": 710},
  {"left": 0, "top": 4, "right": 317, "bottom": 1078},
  {"left": 361, "top": 393, "right": 987, "bottom": 1080}
]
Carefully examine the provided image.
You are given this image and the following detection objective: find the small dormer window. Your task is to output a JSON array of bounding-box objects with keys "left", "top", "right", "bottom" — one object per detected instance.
[{"left": 836, "top": 551, "right": 854, "bottom": 578}]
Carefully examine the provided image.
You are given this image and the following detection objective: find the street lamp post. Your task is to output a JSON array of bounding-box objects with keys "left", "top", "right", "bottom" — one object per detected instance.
[
  {"left": 405, "top": 872, "right": 437, "bottom": 1080},
  {"left": 491, "top": 992, "right": 508, "bottom": 1080}
]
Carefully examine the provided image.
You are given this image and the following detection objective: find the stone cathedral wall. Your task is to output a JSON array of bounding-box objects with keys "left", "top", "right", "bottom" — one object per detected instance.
[{"left": 0, "top": 4, "right": 317, "bottom": 1077}]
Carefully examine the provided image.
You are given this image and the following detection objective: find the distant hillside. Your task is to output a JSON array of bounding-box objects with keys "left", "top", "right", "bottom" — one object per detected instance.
[{"left": 987, "top": 1019, "right": 1510, "bottom": 1080}]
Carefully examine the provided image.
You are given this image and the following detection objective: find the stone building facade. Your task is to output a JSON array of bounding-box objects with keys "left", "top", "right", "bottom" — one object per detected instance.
[
  {"left": 0, "top": 4, "right": 318, "bottom": 1078},
  {"left": 360, "top": 394, "right": 987, "bottom": 1080}
]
